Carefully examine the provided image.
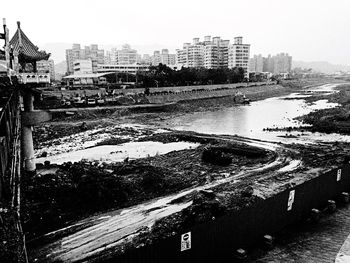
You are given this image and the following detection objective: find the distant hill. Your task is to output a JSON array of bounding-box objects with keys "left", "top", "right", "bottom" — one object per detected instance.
[{"left": 293, "top": 60, "right": 350, "bottom": 74}]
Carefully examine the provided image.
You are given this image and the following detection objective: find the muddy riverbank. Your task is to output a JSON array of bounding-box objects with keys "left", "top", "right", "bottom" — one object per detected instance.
[
  {"left": 24, "top": 132, "right": 275, "bottom": 240},
  {"left": 28, "top": 134, "right": 350, "bottom": 263},
  {"left": 33, "top": 84, "right": 295, "bottom": 145},
  {"left": 26, "top": 79, "right": 350, "bottom": 262},
  {"left": 297, "top": 84, "right": 350, "bottom": 134}
]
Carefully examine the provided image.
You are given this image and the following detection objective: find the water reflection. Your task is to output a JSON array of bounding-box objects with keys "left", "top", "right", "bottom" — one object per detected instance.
[{"left": 171, "top": 84, "right": 350, "bottom": 143}]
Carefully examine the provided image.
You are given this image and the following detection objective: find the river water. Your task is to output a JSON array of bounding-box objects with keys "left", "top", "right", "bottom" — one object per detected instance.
[
  {"left": 36, "top": 83, "right": 348, "bottom": 165},
  {"left": 36, "top": 141, "right": 199, "bottom": 165},
  {"left": 170, "top": 83, "right": 350, "bottom": 143}
]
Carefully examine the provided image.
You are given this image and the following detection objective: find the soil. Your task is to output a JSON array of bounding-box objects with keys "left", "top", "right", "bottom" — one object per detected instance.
[
  {"left": 297, "top": 84, "right": 350, "bottom": 134},
  {"left": 25, "top": 79, "right": 350, "bottom": 262},
  {"left": 23, "top": 132, "right": 275, "bottom": 240}
]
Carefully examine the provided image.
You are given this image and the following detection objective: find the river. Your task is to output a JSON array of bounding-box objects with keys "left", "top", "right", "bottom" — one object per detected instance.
[
  {"left": 32, "top": 83, "right": 348, "bottom": 262},
  {"left": 170, "top": 83, "right": 350, "bottom": 143}
]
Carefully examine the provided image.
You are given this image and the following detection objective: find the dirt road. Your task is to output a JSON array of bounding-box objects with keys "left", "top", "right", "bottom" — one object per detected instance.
[{"left": 30, "top": 136, "right": 302, "bottom": 262}]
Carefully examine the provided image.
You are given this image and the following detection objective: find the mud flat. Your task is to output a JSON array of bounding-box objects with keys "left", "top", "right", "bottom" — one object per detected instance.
[
  {"left": 26, "top": 129, "right": 350, "bottom": 262},
  {"left": 25, "top": 131, "right": 275, "bottom": 240},
  {"left": 298, "top": 84, "right": 350, "bottom": 134},
  {"left": 25, "top": 79, "right": 350, "bottom": 262}
]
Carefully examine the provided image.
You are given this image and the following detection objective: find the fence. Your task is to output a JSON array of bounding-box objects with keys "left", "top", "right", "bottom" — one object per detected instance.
[
  {"left": 0, "top": 87, "right": 21, "bottom": 201},
  {"left": 110, "top": 164, "right": 350, "bottom": 263}
]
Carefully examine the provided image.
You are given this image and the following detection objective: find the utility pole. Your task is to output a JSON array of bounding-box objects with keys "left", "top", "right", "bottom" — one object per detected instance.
[{"left": 2, "top": 18, "right": 11, "bottom": 76}]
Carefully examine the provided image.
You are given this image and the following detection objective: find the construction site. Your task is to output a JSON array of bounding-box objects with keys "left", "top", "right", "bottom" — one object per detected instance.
[{"left": 1, "top": 19, "right": 350, "bottom": 263}]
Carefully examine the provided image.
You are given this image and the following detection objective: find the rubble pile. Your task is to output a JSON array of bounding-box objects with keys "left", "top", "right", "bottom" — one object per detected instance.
[{"left": 23, "top": 134, "right": 273, "bottom": 240}]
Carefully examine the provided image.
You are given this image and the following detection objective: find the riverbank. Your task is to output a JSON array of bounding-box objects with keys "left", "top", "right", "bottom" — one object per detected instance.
[
  {"left": 24, "top": 132, "right": 275, "bottom": 240},
  {"left": 28, "top": 133, "right": 350, "bottom": 262},
  {"left": 298, "top": 84, "right": 350, "bottom": 134},
  {"left": 26, "top": 79, "right": 350, "bottom": 262},
  {"left": 33, "top": 83, "right": 294, "bottom": 146}
]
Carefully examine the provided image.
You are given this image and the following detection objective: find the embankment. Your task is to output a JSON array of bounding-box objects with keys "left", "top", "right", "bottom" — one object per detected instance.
[{"left": 145, "top": 83, "right": 281, "bottom": 104}]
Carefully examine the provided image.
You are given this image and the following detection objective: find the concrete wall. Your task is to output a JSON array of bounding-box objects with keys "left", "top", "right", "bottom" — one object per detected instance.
[
  {"left": 43, "top": 82, "right": 276, "bottom": 101},
  {"left": 145, "top": 82, "right": 280, "bottom": 103},
  {"left": 113, "top": 164, "right": 350, "bottom": 263},
  {"left": 145, "top": 89, "right": 242, "bottom": 103},
  {"left": 120, "top": 81, "right": 275, "bottom": 95}
]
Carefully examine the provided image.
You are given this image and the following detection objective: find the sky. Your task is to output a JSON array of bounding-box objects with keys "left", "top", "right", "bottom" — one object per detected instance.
[{"left": 2, "top": 0, "right": 350, "bottom": 65}]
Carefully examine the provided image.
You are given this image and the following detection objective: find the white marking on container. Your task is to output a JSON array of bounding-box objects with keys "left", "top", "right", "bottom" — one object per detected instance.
[
  {"left": 287, "top": 190, "right": 295, "bottom": 211},
  {"left": 181, "top": 232, "right": 191, "bottom": 251},
  {"left": 337, "top": 169, "right": 342, "bottom": 182}
]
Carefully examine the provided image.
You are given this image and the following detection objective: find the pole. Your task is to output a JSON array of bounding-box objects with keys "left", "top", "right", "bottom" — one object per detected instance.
[{"left": 21, "top": 91, "right": 36, "bottom": 172}]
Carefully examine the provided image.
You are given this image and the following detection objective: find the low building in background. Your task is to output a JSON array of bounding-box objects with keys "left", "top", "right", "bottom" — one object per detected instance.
[
  {"left": 73, "top": 59, "right": 93, "bottom": 74},
  {"left": 96, "top": 63, "right": 149, "bottom": 74},
  {"left": 37, "top": 59, "right": 55, "bottom": 81}
]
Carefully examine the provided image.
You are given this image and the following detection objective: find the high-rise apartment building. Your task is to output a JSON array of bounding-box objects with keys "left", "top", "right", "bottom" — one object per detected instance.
[
  {"left": 177, "top": 36, "right": 242, "bottom": 70},
  {"left": 152, "top": 50, "right": 162, "bottom": 66},
  {"left": 160, "top": 49, "right": 176, "bottom": 66},
  {"left": 204, "top": 44, "right": 219, "bottom": 69},
  {"left": 228, "top": 37, "right": 250, "bottom": 78},
  {"left": 272, "top": 53, "right": 292, "bottom": 74},
  {"left": 150, "top": 49, "right": 176, "bottom": 66},
  {"left": 263, "top": 55, "right": 275, "bottom": 73},
  {"left": 141, "top": 54, "right": 151, "bottom": 65},
  {"left": 108, "top": 44, "right": 138, "bottom": 65},
  {"left": 176, "top": 40, "right": 205, "bottom": 68},
  {"left": 66, "top": 44, "right": 104, "bottom": 74},
  {"left": 250, "top": 53, "right": 292, "bottom": 74},
  {"left": 249, "top": 54, "right": 264, "bottom": 72}
]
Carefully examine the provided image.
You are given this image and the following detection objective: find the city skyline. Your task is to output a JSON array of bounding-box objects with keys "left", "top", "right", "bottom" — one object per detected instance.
[{"left": 3, "top": 0, "right": 350, "bottom": 66}]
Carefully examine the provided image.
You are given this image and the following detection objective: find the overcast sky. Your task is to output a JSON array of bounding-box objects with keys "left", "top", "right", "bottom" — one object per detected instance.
[{"left": 2, "top": 0, "right": 350, "bottom": 65}]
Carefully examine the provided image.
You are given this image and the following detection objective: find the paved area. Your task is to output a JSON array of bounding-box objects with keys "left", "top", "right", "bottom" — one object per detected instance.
[
  {"left": 250, "top": 203, "right": 350, "bottom": 263},
  {"left": 336, "top": 234, "right": 350, "bottom": 263}
]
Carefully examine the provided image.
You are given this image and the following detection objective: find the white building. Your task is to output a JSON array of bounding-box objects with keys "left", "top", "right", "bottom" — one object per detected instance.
[
  {"left": 109, "top": 44, "right": 138, "bottom": 65},
  {"left": 160, "top": 49, "right": 176, "bottom": 65},
  {"left": 272, "top": 53, "right": 292, "bottom": 74},
  {"left": 249, "top": 54, "right": 264, "bottom": 72},
  {"left": 96, "top": 63, "right": 149, "bottom": 74},
  {"left": 228, "top": 37, "right": 250, "bottom": 78},
  {"left": 204, "top": 44, "right": 219, "bottom": 69},
  {"left": 177, "top": 40, "right": 205, "bottom": 68},
  {"left": 152, "top": 50, "right": 162, "bottom": 66},
  {"left": 141, "top": 54, "right": 151, "bottom": 65},
  {"left": 66, "top": 44, "right": 104, "bottom": 74},
  {"left": 73, "top": 59, "right": 93, "bottom": 74},
  {"left": 176, "top": 36, "right": 230, "bottom": 69}
]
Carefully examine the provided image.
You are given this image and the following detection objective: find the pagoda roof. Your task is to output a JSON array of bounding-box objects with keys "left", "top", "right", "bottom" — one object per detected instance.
[{"left": 9, "top": 22, "right": 50, "bottom": 62}]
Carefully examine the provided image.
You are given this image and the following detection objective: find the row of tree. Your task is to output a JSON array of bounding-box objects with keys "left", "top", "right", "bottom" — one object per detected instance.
[{"left": 137, "top": 64, "right": 246, "bottom": 88}]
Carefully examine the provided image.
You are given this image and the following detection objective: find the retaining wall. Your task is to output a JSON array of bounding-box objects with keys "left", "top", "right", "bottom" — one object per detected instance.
[
  {"left": 144, "top": 82, "right": 279, "bottom": 104},
  {"left": 145, "top": 88, "right": 243, "bottom": 104},
  {"left": 45, "top": 82, "right": 276, "bottom": 100},
  {"left": 111, "top": 164, "right": 350, "bottom": 263}
]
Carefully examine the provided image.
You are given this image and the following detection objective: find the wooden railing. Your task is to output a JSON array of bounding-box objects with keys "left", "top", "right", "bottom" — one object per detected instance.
[
  {"left": 0, "top": 83, "right": 28, "bottom": 262},
  {"left": 0, "top": 86, "right": 20, "bottom": 201}
]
